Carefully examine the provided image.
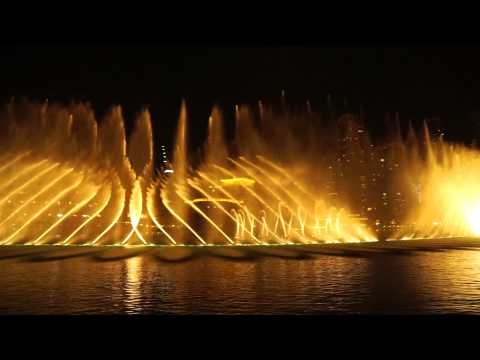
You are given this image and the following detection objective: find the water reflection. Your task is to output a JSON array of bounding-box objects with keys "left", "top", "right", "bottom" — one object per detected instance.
[
  {"left": 124, "top": 256, "right": 143, "bottom": 314},
  {"left": 1, "top": 250, "right": 480, "bottom": 314}
]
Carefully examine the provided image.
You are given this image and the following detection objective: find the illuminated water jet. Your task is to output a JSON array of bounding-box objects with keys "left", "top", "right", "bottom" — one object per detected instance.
[
  {"left": 0, "top": 100, "right": 390, "bottom": 246},
  {"left": 394, "top": 129, "right": 480, "bottom": 240}
]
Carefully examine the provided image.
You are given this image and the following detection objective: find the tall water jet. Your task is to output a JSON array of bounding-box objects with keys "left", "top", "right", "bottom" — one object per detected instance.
[
  {"left": 168, "top": 100, "right": 188, "bottom": 194},
  {"left": 128, "top": 109, "right": 154, "bottom": 181},
  {"left": 98, "top": 106, "right": 136, "bottom": 189},
  {"left": 69, "top": 102, "right": 98, "bottom": 162},
  {"left": 161, "top": 101, "right": 205, "bottom": 245},
  {"left": 203, "top": 106, "right": 228, "bottom": 167},
  {"left": 126, "top": 109, "right": 155, "bottom": 243},
  {"left": 234, "top": 105, "right": 266, "bottom": 159},
  {"left": 196, "top": 106, "right": 232, "bottom": 243}
]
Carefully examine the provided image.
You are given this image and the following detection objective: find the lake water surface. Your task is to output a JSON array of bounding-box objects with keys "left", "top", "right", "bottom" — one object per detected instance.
[{"left": 1, "top": 247, "right": 480, "bottom": 314}]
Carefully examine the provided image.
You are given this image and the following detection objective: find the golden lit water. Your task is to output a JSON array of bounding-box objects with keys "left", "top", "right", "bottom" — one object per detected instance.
[
  {"left": 0, "top": 101, "right": 376, "bottom": 246},
  {"left": 4, "top": 99, "right": 480, "bottom": 313},
  {"left": 1, "top": 246, "right": 480, "bottom": 314},
  {"left": 2, "top": 100, "right": 480, "bottom": 246}
]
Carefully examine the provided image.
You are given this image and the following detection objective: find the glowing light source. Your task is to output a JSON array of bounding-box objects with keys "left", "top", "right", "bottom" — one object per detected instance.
[{"left": 220, "top": 178, "right": 255, "bottom": 187}]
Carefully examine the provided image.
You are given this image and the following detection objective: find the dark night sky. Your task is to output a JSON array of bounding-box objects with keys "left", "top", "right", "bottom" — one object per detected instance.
[{"left": 1, "top": 43, "right": 480, "bottom": 146}]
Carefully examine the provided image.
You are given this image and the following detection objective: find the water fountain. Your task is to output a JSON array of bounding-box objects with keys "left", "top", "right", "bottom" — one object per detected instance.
[
  {"left": 0, "top": 100, "right": 376, "bottom": 246},
  {"left": 1, "top": 99, "right": 480, "bottom": 248}
]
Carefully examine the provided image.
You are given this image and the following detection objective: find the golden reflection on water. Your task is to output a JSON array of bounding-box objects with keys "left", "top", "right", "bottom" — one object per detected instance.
[
  {"left": 124, "top": 256, "right": 143, "bottom": 314},
  {"left": 415, "top": 250, "right": 480, "bottom": 311},
  {"left": 2, "top": 249, "right": 480, "bottom": 314}
]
